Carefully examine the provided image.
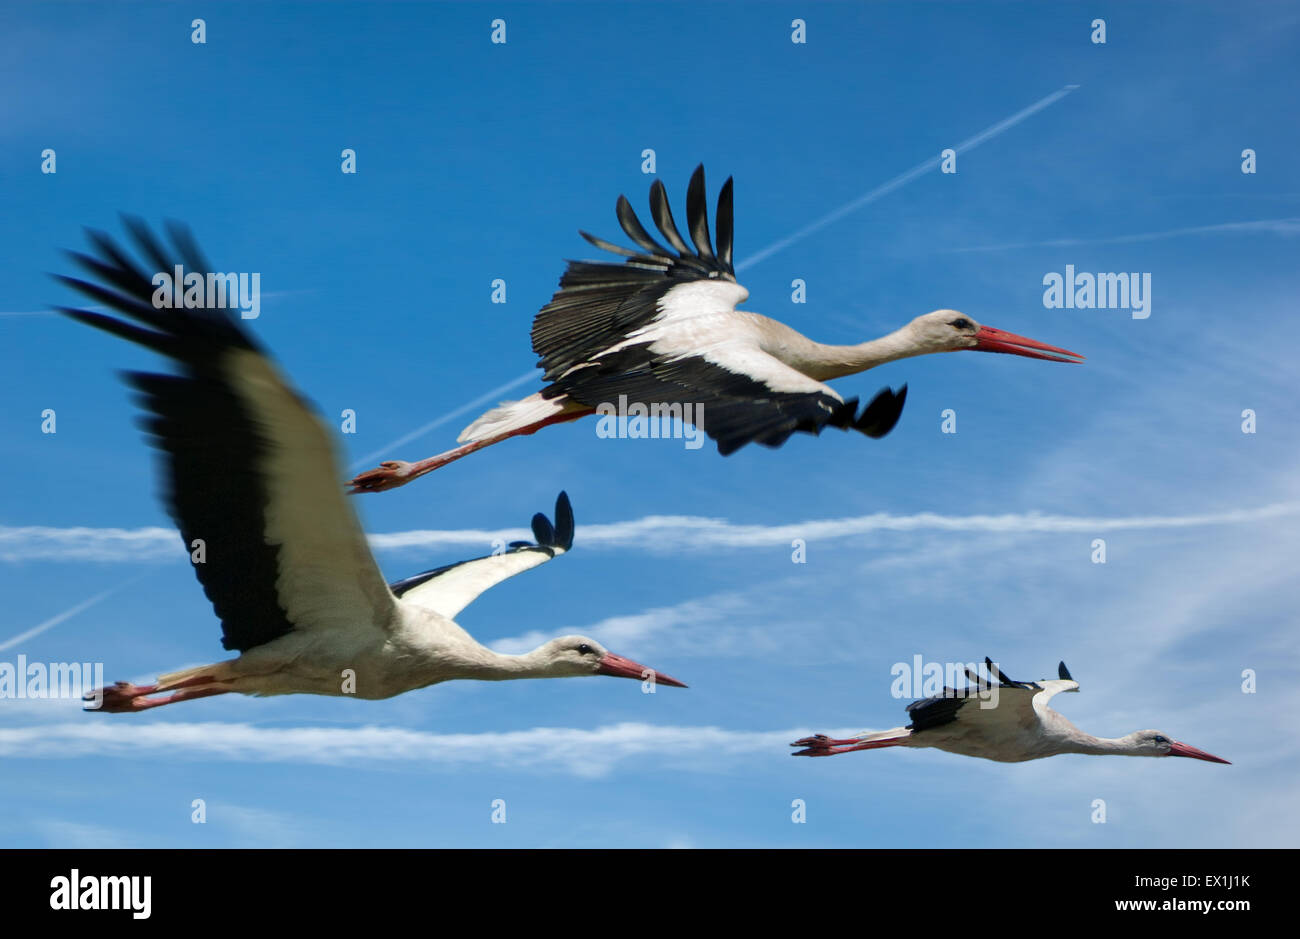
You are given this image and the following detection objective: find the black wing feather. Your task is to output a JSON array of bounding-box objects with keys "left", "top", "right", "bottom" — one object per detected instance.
[
  {"left": 715, "top": 177, "right": 735, "bottom": 275},
  {"left": 54, "top": 221, "right": 294, "bottom": 653},
  {"left": 648, "top": 179, "right": 694, "bottom": 256},
  {"left": 616, "top": 195, "right": 674, "bottom": 259},
  {"left": 545, "top": 344, "right": 876, "bottom": 455},
  {"left": 906, "top": 656, "right": 1044, "bottom": 734},
  {"left": 531, "top": 165, "right": 737, "bottom": 383},
  {"left": 685, "top": 166, "right": 716, "bottom": 262}
]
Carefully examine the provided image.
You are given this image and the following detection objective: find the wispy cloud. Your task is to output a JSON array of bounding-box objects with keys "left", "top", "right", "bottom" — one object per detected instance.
[
  {"left": 491, "top": 592, "right": 753, "bottom": 655},
  {"left": 0, "top": 721, "right": 806, "bottom": 778},
  {"left": 945, "top": 217, "right": 1300, "bottom": 254},
  {"left": 206, "top": 802, "right": 307, "bottom": 848},
  {"left": 8, "top": 502, "right": 1297, "bottom": 562},
  {"left": 34, "top": 819, "right": 138, "bottom": 849}
]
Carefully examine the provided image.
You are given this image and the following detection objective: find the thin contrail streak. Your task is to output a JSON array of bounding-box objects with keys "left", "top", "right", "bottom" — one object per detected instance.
[
  {"left": 349, "top": 370, "right": 537, "bottom": 470},
  {"left": 945, "top": 217, "right": 1300, "bottom": 253},
  {"left": 736, "top": 84, "right": 1080, "bottom": 271},
  {"left": 0, "top": 572, "right": 151, "bottom": 653}
]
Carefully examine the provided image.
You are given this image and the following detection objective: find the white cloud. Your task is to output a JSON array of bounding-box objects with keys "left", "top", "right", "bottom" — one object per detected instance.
[
  {"left": 0, "top": 721, "right": 811, "bottom": 779},
  {"left": 34, "top": 819, "right": 137, "bottom": 849},
  {"left": 206, "top": 802, "right": 306, "bottom": 848},
  {"left": 5, "top": 502, "right": 1297, "bottom": 562},
  {"left": 491, "top": 592, "right": 753, "bottom": 655}
]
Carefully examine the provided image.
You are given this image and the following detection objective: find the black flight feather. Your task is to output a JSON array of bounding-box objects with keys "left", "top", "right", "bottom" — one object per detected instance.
[
  {"left": 685, "top": 165, "right": 716, "bottom": 262},
  {"left": 715, "top": 177, "right": 735, "bottom": 274},
  {"left": 648, "top": 179, "right": 694, "bottom": 256},
  {"left": 615, "top": 194, "right": 673, "bottom": 259}
]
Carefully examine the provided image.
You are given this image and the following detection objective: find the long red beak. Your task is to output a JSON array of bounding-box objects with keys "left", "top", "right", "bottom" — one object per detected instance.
[
  {"left": 1168, "top": 741, "right": 1231, "bottom": 764},
  {"left": 597, "top": 652, "right": 687, "bottom": 688},
  {"left": 973, "top": 325, "right": 1084, "bottom": 363}
]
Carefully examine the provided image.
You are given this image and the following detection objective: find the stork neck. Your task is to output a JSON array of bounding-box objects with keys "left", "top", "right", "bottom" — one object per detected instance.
[
  {"left": 445, "top": 645, "right": 554, "bottom": 681},
  {"left": 800, "top": 328, "right": 921, "bottom": 381},
  {"left": 1064, "top": 733, "right": 1141, "bottom": 756}
]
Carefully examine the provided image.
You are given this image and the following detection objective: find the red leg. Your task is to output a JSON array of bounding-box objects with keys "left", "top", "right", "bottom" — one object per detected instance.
[
  {"left": 790, "top": 735, "right": 905, "bottom": 757},
  {"left": 791, "top": 733, "right": 865, "bottom": 748},
  {"left": 347, "top": 408, "right": 595, "bottom": 494},
  {"left": 86, "top": 679, "right": 231, "bottom": 713}
]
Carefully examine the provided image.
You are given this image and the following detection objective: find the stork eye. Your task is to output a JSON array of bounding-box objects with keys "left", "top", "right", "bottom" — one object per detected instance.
[
  {"left": 949, "top": 317, "right": 973, "bottom": 330},
  {"left": 576, "top": 644, "right": 593, "bottom": 655},
  {"left": 1153, "top": 735, "right": 1169, "bottom": 744}
]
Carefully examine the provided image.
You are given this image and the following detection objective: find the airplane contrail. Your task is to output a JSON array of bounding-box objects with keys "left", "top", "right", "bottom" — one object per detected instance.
[
  {"left": 736, "top": 84, "right": 1081, "bottom": 271},
  {"left": 0, "top": 572, "right": 152, "bottom": 653},
  {"left": 945, "top": 217, "right": 1300, "bottom": 254},
  {"left": 350, "top": 370, "right": 537, "bottom": 470}
]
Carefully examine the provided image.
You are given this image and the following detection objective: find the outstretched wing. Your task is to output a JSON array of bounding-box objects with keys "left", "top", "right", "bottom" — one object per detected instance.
[
  {"left": 532, "top": 164, "right": 738, "bottom": 383},
  {"left": 552, "top": 339, "right": 908, "bottom": 454},
  {"left": 55, "top": 219, "right": 399, "bottom": 652},
  {"left": 903, "top": 657, "right": 1076, "bottom": 734},
  {"left": 390, "top": 491, "right": 575, "bottom": 621},
  {"left": 532, "top": 164, "right": 907, "bottom": 453}
]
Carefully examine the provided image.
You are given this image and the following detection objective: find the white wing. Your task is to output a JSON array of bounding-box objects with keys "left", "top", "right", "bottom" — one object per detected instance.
[{"left": 390, "top": 492, "right": 574, "bottom": 621}]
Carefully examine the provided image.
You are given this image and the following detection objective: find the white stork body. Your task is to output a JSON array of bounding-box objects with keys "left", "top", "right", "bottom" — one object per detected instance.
[
  {"left": 349, "top": 165, "right": 1083, "bottom": 492},
  {"left": 791, "top": 658, "right": 1229, "bottom": 765},
  {"left": 56, "top": 221, "right": 684, "bottom": 713}
]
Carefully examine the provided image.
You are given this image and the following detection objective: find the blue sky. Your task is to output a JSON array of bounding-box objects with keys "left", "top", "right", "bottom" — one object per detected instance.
[{"left": 1, "top": 1, "right": 1297, "bottom": 847}]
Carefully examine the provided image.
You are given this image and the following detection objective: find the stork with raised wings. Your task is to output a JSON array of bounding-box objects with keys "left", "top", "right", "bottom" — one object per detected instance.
[
  {"left": 790, "top": 658, "right": 1228, "bottom": 765},
  {"left": 350, "top": 165, "right": 1083, "bottom": 492},
  {"left": 56, "top": 220, "right": 685, "bottom": 712}
]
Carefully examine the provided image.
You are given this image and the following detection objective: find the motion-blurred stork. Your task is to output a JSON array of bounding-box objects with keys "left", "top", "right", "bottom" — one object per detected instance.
[
  {"left": 791, "top": 658, "right": 1228, "bottom": 765},
  {"left": 350, "top": 164, "right": 1083, "bottom": 492},
  {"left": 55, "top": 220, "right": 685, "bottom": 712}
]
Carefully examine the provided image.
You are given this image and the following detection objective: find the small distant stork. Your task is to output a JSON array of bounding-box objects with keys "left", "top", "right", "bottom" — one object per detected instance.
[
  {"left": 791, "top": 658, "right": 1229, "bottom": 765},
  {"left": 350, "top": 164, "right": 1083, "bottom": 492},
  {"left": 55, "top": 220, "right": 685, "bottom": 712}
]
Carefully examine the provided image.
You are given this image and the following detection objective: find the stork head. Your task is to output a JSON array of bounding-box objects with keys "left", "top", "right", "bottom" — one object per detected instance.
[
  {"left": 534, "top": 635, "right": 687, "bottom": 687},
  {"left": 905, "top": 310, "right": 1084, "bottom": 362},
  {"left": 1128, "top": 729, "right": 1230, "bottom": 763}
]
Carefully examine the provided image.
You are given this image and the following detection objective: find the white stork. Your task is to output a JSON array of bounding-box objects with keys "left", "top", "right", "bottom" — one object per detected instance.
[
  {"left": 56, "top": 219, "right": 685, "bottom": 712},
  {"left": 349, "top": 164, "right": 1083, "bottom": 492},
  {"left": 790, "top": 658, "right": 1229, "bottom": 764}
]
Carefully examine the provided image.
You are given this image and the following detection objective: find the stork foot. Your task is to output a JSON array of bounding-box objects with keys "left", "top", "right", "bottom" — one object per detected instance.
[
  {"left": 348, "top": 460, "right": 416, "bottom": 494},
  {"left": 85, "top": 679, "right": 230, "bottom": 712},
  {"left": 84, "top": 681, "right": 156, "bottom": 711},
  {"left": 790, "top": 733, "right": 871, "bottom": 757}
]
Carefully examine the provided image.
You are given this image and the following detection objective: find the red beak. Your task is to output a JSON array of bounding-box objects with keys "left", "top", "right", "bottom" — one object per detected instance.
[
  {"left": 1168, "top": 741, "right": 1231, "bottom": 764},
  {"left": 597, "top": 652, "right": 687, "bottom": 688},
  {"left": 973, "top": 325, "right": 1084, "bottom": 363}
]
